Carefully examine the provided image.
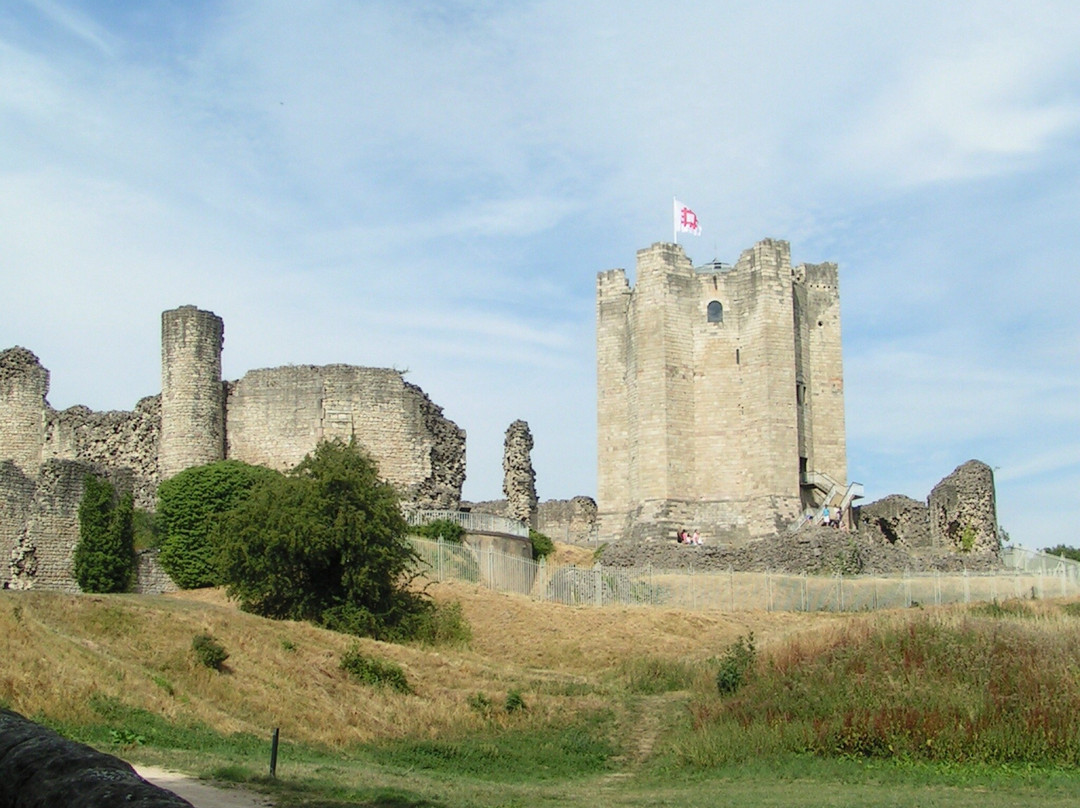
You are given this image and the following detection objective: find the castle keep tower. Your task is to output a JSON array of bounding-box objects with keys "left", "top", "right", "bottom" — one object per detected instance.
[
  {"left": 596, "top": 240, "right": 848, "bottom": 544},
  {"left": 159, "top": 305, "right": 225, "bottom": 478}
]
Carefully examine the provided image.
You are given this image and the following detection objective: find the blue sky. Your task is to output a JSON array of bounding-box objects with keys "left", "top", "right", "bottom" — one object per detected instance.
[{"left": 2, "top": 1, "right": 1078, "bottom": 549}]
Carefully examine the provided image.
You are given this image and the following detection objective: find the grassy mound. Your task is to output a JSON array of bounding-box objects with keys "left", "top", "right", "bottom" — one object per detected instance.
[{"left": 677, "top": 599, "right": 1080, "bottom": 767}]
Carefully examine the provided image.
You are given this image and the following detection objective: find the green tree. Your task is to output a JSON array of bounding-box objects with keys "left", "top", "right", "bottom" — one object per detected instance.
[
  {"left": 157, "top": 460, "right": 281, "bottom": 588},
  {"left": 1044, "top": 544, "right": 1080, "bottom": 562},
  {"left": 215, "top": 439, "right": 428, "bottom": 640},
  {"left": 73, "top": 475, "right": 135, "bottom": 593}
]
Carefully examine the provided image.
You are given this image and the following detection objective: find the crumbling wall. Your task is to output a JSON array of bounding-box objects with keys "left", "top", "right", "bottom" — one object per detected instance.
[
  {"left": 42, "top": 396, "right": 161, "bottom": 510},
  {"left": 225, "top": 364, "right": 465, "bottom": 509},
  {"left": 855, "top": 495, "right": 933, "bottom": 549},
  {"left": 133, "top": 549, "right": 178, "bottom": 595},
  {"left": 0, "top": 462, "right": 35, "bottom": 591},
  {"left": 3, "top": 459, "right": 91, "bottom": 593},
  {"left": 502, "top": 420, "right": 537, "bottom": 528},
  {"left": 403, "top": 381, "right": 466, "bottom": 509},
  {"left": 929, "top": 460, "right": 999, "bottom": 555},
  {"left": 536, "top": 497, "right": 598, "bottom": 543}
]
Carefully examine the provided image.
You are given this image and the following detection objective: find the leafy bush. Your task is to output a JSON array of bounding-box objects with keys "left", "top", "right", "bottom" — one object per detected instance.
[
  {"left": 340, "top": 644, "right": 412, "bottom": 693},
  {"left": 715, "top": 632, "right": 756, "bottom": 695},
  {"left": 73, "top": 475, "right": 135, "bottom": 594},
  {"left": 216, "top": 440, "right": 429, "bottom": 641},
  {"left": 157, "top": 460, "right": 281, "bottom": 588},
  {"left": 529, "top": 529, "right": 554, "bottom": 560},
  {"left": 413, "top": 518, "right": 465, "bottom": 543},
  {"left": 191, "top": 633, "right": 229, "bottom": 671},
  {"left": 406, "top": 600, "right": 472, "bottom": 648}
]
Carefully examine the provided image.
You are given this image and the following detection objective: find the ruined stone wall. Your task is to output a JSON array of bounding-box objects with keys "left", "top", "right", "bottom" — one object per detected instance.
[
  {"left": 853, "top": 461, "right": 1000, "bottom": 557},
  {"left": 159, "top": 306, "right": 225, "bottom": 479},
  {"left": 929, "top": 460, "right": 999, "bottom": 554},
  {"left": 225, "top": 364, "right": 464, "bottom": 509},
  {"left": 2, "top": 306, "right": 467, "bottom": 592},
  {"left": 536, "top": 497, "right": 598, "bottom": 543},
  {"left": 41, "top": 396, "right": 161, "bottom": 510},
  {"left": 597, "top": 241, "right": 845, "bottom": 545},
  {"left": 2, "top": 459, "right": 92, "bottom": 592},
  {"left": 133, "top": 549, "right": 179, "bottom": 595},
  {"left": 502, "top": 420, "right": 537, "bottom": 528},
  {"left": 0, "top": 462, "right": 35, "bottom": 591},
  {"left": 855, "top": 495, "right": 934, "bottom": 549}
]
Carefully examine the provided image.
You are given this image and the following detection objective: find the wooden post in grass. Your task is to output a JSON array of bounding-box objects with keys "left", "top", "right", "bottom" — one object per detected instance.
[{"left": 270, "top": 727, "right": 280, "bottom": 778}]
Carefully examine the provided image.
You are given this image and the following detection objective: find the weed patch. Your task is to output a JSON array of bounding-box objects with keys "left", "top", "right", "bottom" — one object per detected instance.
[
  {"left": 340, "top": 645, "right": 412, "bottom": 693},
  {"left": 618, "top": 656, "right": 699, "bottom": 694},
  {"left": 714, "top": 632, "right": 755, "bottom": 695},
  {"left": 969, "top": 599, "right": 1034, "bottom": 619}
]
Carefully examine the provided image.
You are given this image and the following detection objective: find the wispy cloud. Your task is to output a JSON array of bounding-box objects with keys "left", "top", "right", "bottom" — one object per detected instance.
[{"left": 1, "top": 0, "right": 1078, "bottom": 548}]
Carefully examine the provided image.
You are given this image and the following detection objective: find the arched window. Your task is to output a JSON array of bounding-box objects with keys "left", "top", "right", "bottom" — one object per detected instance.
[{"left": 707, "top": 300, "right": 723, "bottom": 323}]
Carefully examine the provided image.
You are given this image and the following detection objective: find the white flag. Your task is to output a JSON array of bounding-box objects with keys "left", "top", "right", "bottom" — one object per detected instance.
[{"left": 674, "top": 198, "right": 701, "bottom": 236}]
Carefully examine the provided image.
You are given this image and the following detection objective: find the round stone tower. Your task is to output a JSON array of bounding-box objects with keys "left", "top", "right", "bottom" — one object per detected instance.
[
  {"left": 0, "top": 347, "right": 49, "bottom": 473},
  {"left": 159, "top": 306, "right": 225, "bottom": 479}
]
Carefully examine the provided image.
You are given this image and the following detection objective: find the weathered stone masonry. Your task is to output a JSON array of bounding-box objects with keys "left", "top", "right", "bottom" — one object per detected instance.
[
  {"left": 597, "top": 240, "right": 848, "bottom": 546},
  {"left": 1, "top": 306, "right": 466, "bottom": 591}
]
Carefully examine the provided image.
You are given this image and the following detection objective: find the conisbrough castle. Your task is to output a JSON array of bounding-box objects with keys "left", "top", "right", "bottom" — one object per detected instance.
[
  {"left": 1, "top": 305, "right": 465, "bottom": 591},
  {"left": 597, "top": 240, "right": 853, "bottom": 545}
]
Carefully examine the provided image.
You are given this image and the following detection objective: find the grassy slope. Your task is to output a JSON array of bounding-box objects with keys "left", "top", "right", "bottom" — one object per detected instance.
[{"left": 4, "top": 574, "right": 1080, "bottom": 807}]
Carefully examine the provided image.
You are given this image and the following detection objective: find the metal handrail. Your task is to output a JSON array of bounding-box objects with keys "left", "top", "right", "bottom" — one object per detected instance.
[{"left": 404, "top": 509, "right": 529, "bottom": 538}]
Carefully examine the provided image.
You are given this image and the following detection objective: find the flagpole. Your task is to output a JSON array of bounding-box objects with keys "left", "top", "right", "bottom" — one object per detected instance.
[{"left": 673, "top": 197, "right": 677, "bottom": 244}]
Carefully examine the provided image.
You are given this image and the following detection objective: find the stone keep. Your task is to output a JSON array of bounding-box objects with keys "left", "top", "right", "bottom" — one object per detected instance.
[{"left": 596, "top": 240, "right": 847, "bottom": 544}]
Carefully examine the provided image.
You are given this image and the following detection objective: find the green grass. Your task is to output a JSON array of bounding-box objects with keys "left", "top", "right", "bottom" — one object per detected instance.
[
  {"left": 361, "top": 716, "right": 617, "bottom": 782},
  {"left": 33, "top": 688, "right": 1080, "bottom": 808}
]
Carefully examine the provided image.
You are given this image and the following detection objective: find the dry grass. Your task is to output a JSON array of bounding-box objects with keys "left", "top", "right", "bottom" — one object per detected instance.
[
  {"left": 0, "top": 568, "right": 845, "bottom": 752},
  {"left": 6, "top": 559, "right": 1065, "bottom": 759}
]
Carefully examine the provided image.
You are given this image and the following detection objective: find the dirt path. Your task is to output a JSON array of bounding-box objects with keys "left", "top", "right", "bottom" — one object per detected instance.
[{"left": 135, "top": 765, "right": 273, "bottom": 808}]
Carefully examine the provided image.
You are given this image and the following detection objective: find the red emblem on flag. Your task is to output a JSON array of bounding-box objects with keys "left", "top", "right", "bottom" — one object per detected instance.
[{"left": 674, "top": 198, "right": 701, "bottom": 236}]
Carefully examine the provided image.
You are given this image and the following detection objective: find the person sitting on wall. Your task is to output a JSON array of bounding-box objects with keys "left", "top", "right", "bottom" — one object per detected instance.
[
  {"left": 677, "top": 529, "right": 687, "bottom": 544},
  {"left": 692, "top": 529, "right": 702, "bottom": 545}
]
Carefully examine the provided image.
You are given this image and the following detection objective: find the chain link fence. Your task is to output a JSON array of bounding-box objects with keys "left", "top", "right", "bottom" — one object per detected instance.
[{"left": 410, "top": 537, "right": 1080, "bottom": 612}]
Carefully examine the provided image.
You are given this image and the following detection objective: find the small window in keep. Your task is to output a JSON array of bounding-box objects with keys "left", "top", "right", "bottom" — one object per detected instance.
[{"left": 707, "top": 300, "right": 723, "bottom": 323}]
